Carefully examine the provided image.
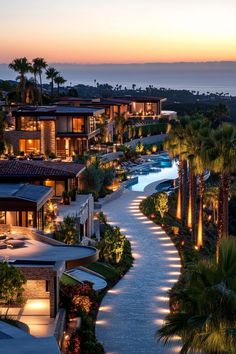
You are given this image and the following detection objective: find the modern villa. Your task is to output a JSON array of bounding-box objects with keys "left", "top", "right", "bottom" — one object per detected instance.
[
  {"left": 55, "top": 96, "right": 166, "bottom": 120},
  {"left": 4, "top": 105, "right": 104, "bottom": 157},
  {"left": 0, "top": 161, "right": 95, "bottom": 238}
]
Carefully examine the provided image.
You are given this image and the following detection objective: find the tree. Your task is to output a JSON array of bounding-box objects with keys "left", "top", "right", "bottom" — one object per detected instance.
[
  {"left": 115, "top": 115, "right": 126, "bottom": 144},
  {"left": 155, "top": 192, "right": 168, "bottom": 220},
  {"left": 32, "top": 57, "right": 47, "bottom": 104},
  {"left": 0, "top": 111, "right": 5, "bottom": 154},
  {"left": 46, "top": 67, "right": 59, "bottom": 98},
  {"left": 158, "top": 239, "right": 236, "bottom": 354},
  {"left": 54, "top": 74, "right": 67, "bottom": 97},
  {"left": 55, "top": 215, "right": 80, "bottom": 244},
  {"left": 8, "top": 57, "right": 31, "bottom": 103},
  {"left": 206, "top": 124, "right": 236, "bottom": 259},
  {"left": 0, "top": 262, "right": 26, "bottom": 317},
  {"left": 98, "top": 225, "right": 125, "bottom": 264}
]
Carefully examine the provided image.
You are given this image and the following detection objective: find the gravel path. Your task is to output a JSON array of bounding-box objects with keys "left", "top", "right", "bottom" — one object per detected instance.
[{"left": 96, "top": 189, "right": 182, "bottom": 354}]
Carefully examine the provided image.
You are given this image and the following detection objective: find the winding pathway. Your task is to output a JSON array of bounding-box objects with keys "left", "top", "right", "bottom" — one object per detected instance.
[{"left": 96, "top": 189, "right": 182, "bottom": 354}]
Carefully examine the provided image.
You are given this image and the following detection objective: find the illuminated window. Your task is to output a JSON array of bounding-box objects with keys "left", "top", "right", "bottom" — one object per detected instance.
[
  {"left": 19, "top": 139, "right": 40, "bottom": 153},
  {"left": 0, "top": 212, "right": 6, "bottom": 224},
  {"left": 19, "top": 116, "right": 40, "bottom": 131},
  {"left": 89, "top": 116, "right": 95, "bottom": 132},
  {"left": 73, "top": 117, "right": 84, "bottom": 133}
]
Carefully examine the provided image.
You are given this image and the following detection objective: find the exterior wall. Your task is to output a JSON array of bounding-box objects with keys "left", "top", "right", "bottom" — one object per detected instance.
[
  {"left": 20, "top": 266, "right": 57, "bottom": 318},
  {"left": 24, "top": 280, "right": 49, "bottom": 299},
  {"left": 4, "top": 130, "right": 41, "bottom": 153},
  {"left": 41, "top": 121, "right": 56, "bottom": 154},
  {"left": 6, "top": 211, "right": 17, "bottom": 225}
]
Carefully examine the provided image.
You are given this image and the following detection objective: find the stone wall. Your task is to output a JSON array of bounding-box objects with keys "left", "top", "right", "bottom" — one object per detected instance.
[
  {"left": 40, "top": 121, "right": 56, "bottom": 155},
  {"left": 24, "top": 280, "right": 49, "bottom": 299},
  {"left": 20, "top": 266, "right": 57, "bottom": 318},
  {"left": 4, "top": 130, "right": 40, "bottom": 153},
  {"left": 124, "top": 133, "right": 167, "bottom": 148}
]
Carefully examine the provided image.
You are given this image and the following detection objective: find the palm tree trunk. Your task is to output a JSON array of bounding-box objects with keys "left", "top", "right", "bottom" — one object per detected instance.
[
  {"left": 217, "top": 177, "right": 224, "bottom": 240},
  {"left": 51, "top": 79, "right": 53, "bottom": 98},
  {"left": 197, "top": 173, "right": 204, "bottom": 248},
  {"left": 39, "top": 73, "right": 43, "bottom": 105},
  {"left": 222, "top": 173, "right": 230, "bottom": 239},
  {"left": 20, "top": 74, "right": 25, "bottom": 103},
  {"left": 176, "top": 157, "right": 183, "bottom": 220},
  {"left": 57, "top": 83, "right": 60, "bottom": 97},
  {"left": 182, "top": 159, "right": 188, "bottom": 226},
  {"left": 187, "top": 165, "right": 193, "bottom": 229},
  {"left": 192, "top": 173, "right": 197, "bottom": 243}
]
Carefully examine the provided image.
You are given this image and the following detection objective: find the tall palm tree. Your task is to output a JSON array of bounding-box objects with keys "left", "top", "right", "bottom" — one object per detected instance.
[
  {"left": 158, "top": 239, "right": 236, "bottom": 354},
  {"left": 54, "top": 75, "right": 66, "bottom": 97},
  {"left": 115, "top": 115, "right": 126, "bottom": 144},
  {"left": 46, "top": 67, "right": 59, "bottom": 98},
  {"left": 8, "top": 57, "right": 31, "bottom": 103},
  {"left": 206, "top": 124, "right": 236, "bottom": 259},
  {"left": 164, "top": 117, "right": 189, "bottom": 223},
  {"left": 32, "top": 58, "right": 47, "bottom": 104}
]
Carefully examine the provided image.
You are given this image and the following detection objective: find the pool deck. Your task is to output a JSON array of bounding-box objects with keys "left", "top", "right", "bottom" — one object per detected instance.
[{"left": 96, "top": 189, "right": 182, "bottom": 353}]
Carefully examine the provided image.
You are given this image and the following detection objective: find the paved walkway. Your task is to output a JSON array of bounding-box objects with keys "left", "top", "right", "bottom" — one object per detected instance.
[{"left": 96, "top": 189, "right": 182, "bottom": 354}]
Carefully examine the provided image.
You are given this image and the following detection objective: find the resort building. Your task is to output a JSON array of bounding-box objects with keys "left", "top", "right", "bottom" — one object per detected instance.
[
  {"left": 55, "top": 96, "right": 166, "bottom": 120},
  {"left": 0, "top": 160, "right": 85, "bottom": 197},
  {"left": 0, "top": 161, "right": 95, "bottom": 238},
  {"left": 0, "top": 183, "right": 53, "bottom": 229},
  {"left": 4, "top": 105, "right": 104, "bottom": 157},
  {"left": 0, "top": 225, "right": 98, "bottom": 347}
]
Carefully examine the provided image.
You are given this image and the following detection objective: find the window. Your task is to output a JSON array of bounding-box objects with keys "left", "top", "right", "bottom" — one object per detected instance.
[
  {"left": 72, "top": 117, "right": 84, "bottom": 133},
  {"left": 0, "top": 212, "right": 6, "bottom": 224},
  {"left": 19, "top": 139, "right": 40, "bottom": 153},
  {"left": 19, "top": 116, "right": 40, "bottom": 131},
  {"left": 89, "top": 116, "right": 95, "bottom": 132}
]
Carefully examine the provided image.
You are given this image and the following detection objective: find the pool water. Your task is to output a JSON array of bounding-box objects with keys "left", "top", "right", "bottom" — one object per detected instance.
[{"left": 128, "top": 159, "right": 178, "bottom": 192}]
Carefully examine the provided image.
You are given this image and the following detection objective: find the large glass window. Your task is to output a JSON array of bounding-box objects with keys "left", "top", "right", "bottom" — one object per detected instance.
[
  {"left": 72, "top": 117, "right": 85, "bottom": 133},
  {"left": 44, "top": 180, "right": 65, "bottom": 197},
  {"left": 19, "top": 116, "right": 40, "bottom": 131},
  {"left": 89, "top": 116, "right": 95, "bottom": 133},
  {"left": 0, "top": 212, "right": 6, "bottom": 224},
  {"left": 19, "top": 139, "right": 40, "bottom": 153}
]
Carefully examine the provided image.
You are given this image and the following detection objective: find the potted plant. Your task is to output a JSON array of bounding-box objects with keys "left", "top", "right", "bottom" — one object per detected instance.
[{"left": 62, "top": 191, "right": 70, "bottom": 205}]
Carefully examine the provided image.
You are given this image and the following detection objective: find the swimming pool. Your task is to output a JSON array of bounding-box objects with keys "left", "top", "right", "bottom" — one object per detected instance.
[{"left": 127, "top": 158, "right": 178, "bottom": 192}]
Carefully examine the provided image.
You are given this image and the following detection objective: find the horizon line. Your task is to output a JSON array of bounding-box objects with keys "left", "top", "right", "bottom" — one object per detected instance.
[{"left": 1, "top": 60, "right": 236, "bottom": 66}]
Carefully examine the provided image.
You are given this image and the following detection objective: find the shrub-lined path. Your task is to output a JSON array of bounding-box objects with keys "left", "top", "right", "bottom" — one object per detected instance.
[{"left": 96, "top": 189, "right": 182, "bottom": 354}]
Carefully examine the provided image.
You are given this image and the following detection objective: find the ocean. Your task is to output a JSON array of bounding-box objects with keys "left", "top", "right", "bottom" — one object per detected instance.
[{"left": 1, "top": 62, "right": 236, "bottom": 96}]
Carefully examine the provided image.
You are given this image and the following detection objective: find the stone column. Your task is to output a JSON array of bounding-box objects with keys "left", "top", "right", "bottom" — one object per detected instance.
[{"left": 41, "top": 120, "right": 56, "bottom": 155}]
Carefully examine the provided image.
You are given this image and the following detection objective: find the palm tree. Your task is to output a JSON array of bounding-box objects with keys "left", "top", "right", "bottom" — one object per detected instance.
[
  {"left": 54, "top": 75, "right": 67, "bottom": 97},
  {"left": 115, "top": 115, "right": 126, "bottom": 144},
  {"left": 46, "top": 67, "right": 59, "bottom": 98},
  {"left": 8, "top": 57, "right": 31, "bottom": 103},
  {"left": 164, "top": 117, "right": 189, "bottom": 223},
  {"left": 206, "top": 124, "right": 236, "bottom": 259},
  {"left": 158, "top": 239, "right": 236, "bottom": 354},
  {"left": 32, "top": 58, "right": 47, "bottom": 104}
]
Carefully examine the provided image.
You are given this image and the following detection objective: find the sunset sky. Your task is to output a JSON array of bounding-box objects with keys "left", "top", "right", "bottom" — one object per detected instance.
[{"left": 1, "top": 0, "right": 236, "bottom": 64}]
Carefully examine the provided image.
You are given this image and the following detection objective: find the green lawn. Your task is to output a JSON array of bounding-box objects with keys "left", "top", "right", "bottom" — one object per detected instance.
[
  {"left": 85, "top": 262, "right": 119, "bottom": 282},
  {"left": 60, "top": 273, "right": 79, "bottom": 285}
]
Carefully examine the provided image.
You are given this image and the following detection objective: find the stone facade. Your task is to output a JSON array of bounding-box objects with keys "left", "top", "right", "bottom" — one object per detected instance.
[
  {"left": 24, "top": 280, "right": 50, "bottom": 299},
  {"left": 20, "top": 266, "right": 57, "bottom": 318},
  {"left": 40, "top": 121, "right": 56, "bottom": 155},
  {"left": 4, "top": 130, "right": 40, "bottom": 153}
]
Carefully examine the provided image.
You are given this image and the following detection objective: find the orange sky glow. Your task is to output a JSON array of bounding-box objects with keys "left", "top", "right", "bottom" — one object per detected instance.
[{"left": 1, "top": 0, "right": 236, "bottom": 64}]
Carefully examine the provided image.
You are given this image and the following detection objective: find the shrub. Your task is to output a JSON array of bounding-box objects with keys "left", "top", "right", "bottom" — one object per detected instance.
[{"left": 55, "top": 215, "right": 80, "bottom": 244}]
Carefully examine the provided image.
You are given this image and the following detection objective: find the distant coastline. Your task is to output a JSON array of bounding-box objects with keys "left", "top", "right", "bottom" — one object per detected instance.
[{"left": 1, "top": 61, "right": 236, "bottom": 95}]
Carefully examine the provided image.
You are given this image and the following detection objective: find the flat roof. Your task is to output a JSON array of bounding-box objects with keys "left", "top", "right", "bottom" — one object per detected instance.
[
  {"left": 0, "top": 184, "right": 53, "bottom": 204},
  {"left": 0, "top": 238, "right": 98, "bottom": 266},
  {"left": 13, "top": 105, "right": 104, "bottom": 115}
]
